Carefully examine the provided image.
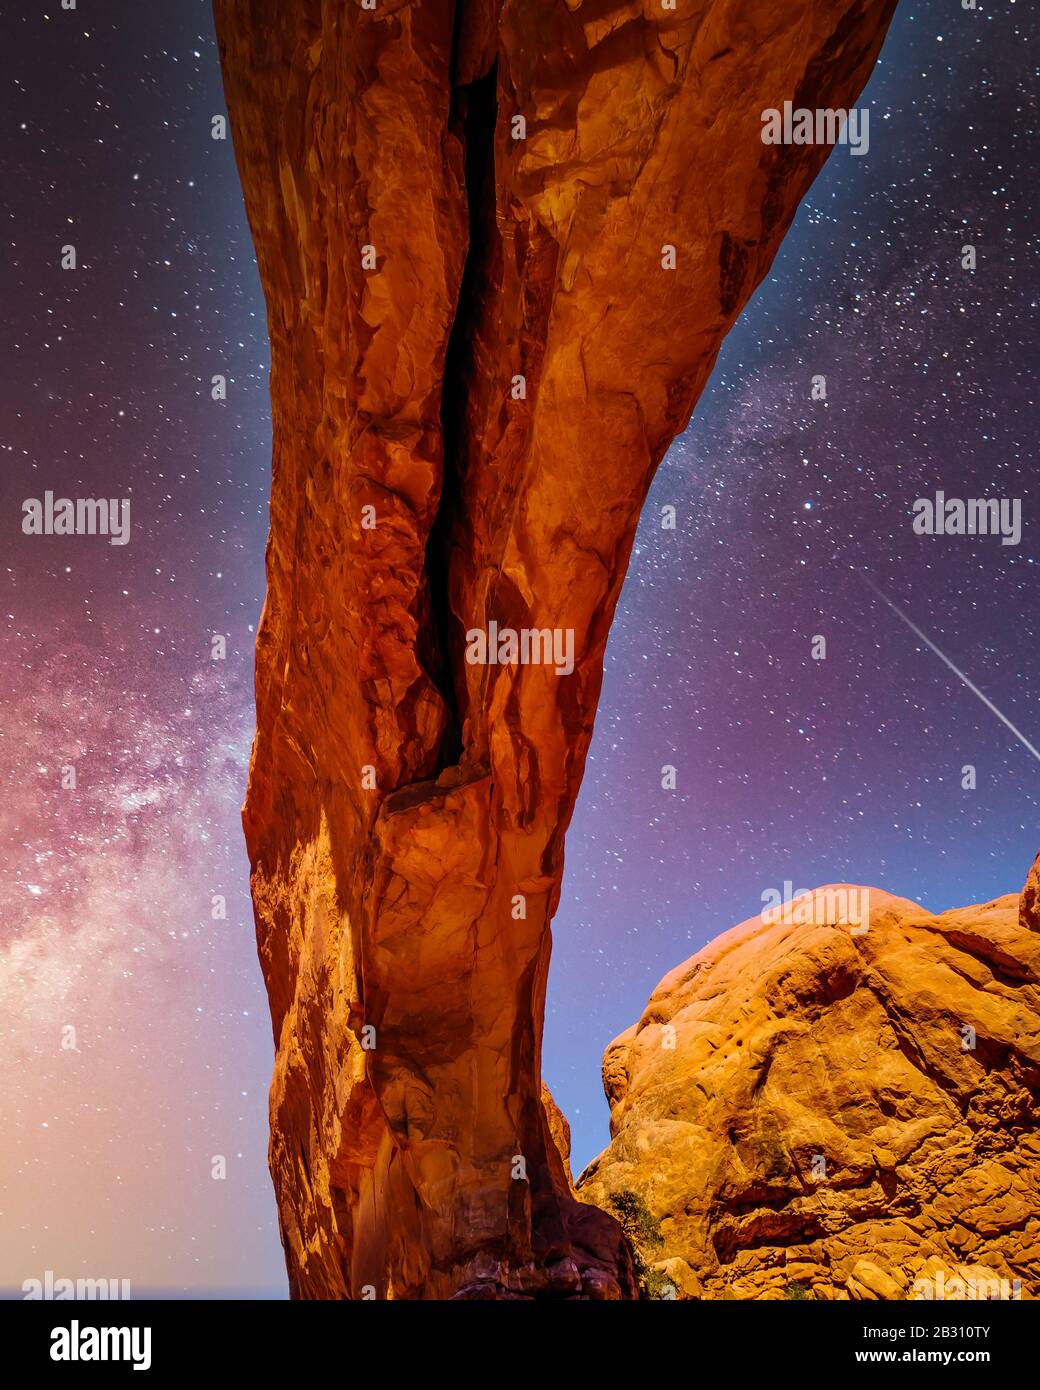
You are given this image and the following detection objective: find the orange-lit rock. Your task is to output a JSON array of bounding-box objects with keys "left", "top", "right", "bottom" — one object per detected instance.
[
  {"left": 579, "top": 856, "right": 1040, "bottom": 1299},
  {"left": 213, "top": 0, "right": 898, "bottom": 1298}
]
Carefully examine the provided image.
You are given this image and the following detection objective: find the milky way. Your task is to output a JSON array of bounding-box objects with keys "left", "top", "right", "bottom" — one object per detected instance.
[
  {"left": 0, "top": 2, "right": 1036, "bottom": 1293},
  {"left": 1, "top": 0, "right": 279, "bottom": 1295}
]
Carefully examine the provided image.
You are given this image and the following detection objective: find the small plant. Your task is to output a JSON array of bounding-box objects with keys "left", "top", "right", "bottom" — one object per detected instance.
[
  {"left": 608, "top": 1188, "right": 664, "bottom": 1248},
  {"left": 608, "top": 1189, "right": 667, "bottom": 1299},
  {"left": 642, "top": 1266, "right": 676, "bottom": 1300}
]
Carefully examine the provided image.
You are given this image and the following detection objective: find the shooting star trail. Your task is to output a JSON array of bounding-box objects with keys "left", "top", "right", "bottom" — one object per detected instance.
[{"left": 859, "top": 573, "right": 1040, "bottom": 765}]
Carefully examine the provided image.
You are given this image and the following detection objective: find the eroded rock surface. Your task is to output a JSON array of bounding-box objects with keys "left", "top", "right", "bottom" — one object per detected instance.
[
  {"left": 579, "top": 857, "right": 1040, "bottom": 1300},
  {"left": 213, "top": 0, "right": 898, "bottom": 1298}
]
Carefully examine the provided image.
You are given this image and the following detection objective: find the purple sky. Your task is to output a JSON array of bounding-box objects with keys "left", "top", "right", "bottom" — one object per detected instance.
[{"left": 1, "top": 1, "right": 1035, "bottom": 1295}]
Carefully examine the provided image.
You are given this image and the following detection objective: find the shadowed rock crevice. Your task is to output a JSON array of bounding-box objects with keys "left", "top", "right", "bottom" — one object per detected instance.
[
  {"left": 213, "top": 0, "right": 899, "bottom": 1299},
  {"left": 428, "top": 54, "right": 499, "bottom": 761}
]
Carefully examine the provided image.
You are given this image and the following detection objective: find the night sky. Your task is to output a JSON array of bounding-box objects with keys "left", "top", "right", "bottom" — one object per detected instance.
[{"left": 1, "top": 2, "right": 1036, "bottom": 1296}]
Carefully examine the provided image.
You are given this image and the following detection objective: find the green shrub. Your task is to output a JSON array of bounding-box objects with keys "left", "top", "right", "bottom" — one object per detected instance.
[
  {"left": 608, "top": 1188, "right": 668, "bottom": 1299},
  {"left": 784, "top": 1280, "right": 813, "bottom": 1301},
  {"left": 608, "top": 1188, "right": 664, "bottom": 1248}
]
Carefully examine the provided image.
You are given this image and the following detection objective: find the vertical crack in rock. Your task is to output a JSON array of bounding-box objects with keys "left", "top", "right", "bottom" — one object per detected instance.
[
  {"left": 426, "top": 50, "right": 500, "bottom": 765},
  {"left": 213, "top": 0, "right": 899, "bottom": 1299}
]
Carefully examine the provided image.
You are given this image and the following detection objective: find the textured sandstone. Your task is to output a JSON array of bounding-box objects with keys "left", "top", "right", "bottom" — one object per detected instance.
[
  {"left": 579, "top": 856, "right": 1040, "bottom": 1299},
  {"left": 213, "top": 0, "right": 898, "bottom": 1298}
]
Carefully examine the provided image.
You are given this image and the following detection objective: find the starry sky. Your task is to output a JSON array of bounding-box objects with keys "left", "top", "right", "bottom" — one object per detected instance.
[{"left": 1, "top": 1, "right": 1036, "bottom": 1296}]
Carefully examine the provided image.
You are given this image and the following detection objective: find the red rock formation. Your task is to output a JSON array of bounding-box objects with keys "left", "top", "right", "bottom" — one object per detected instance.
[
  {"left": 579, "top": 857, "right": 1040, "bottom": 1299},
  {"left": 213, "top": 0, "right": 898, "bottom": 1298}
]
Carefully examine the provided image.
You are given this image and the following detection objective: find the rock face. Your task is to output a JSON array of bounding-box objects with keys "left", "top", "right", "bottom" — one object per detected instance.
[
  {"left": 579, "top": 858, "right": 1040, "bottom": 1300},
  {"left": 213, "top": 0, "right": 898, "bottom": 1298}
]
